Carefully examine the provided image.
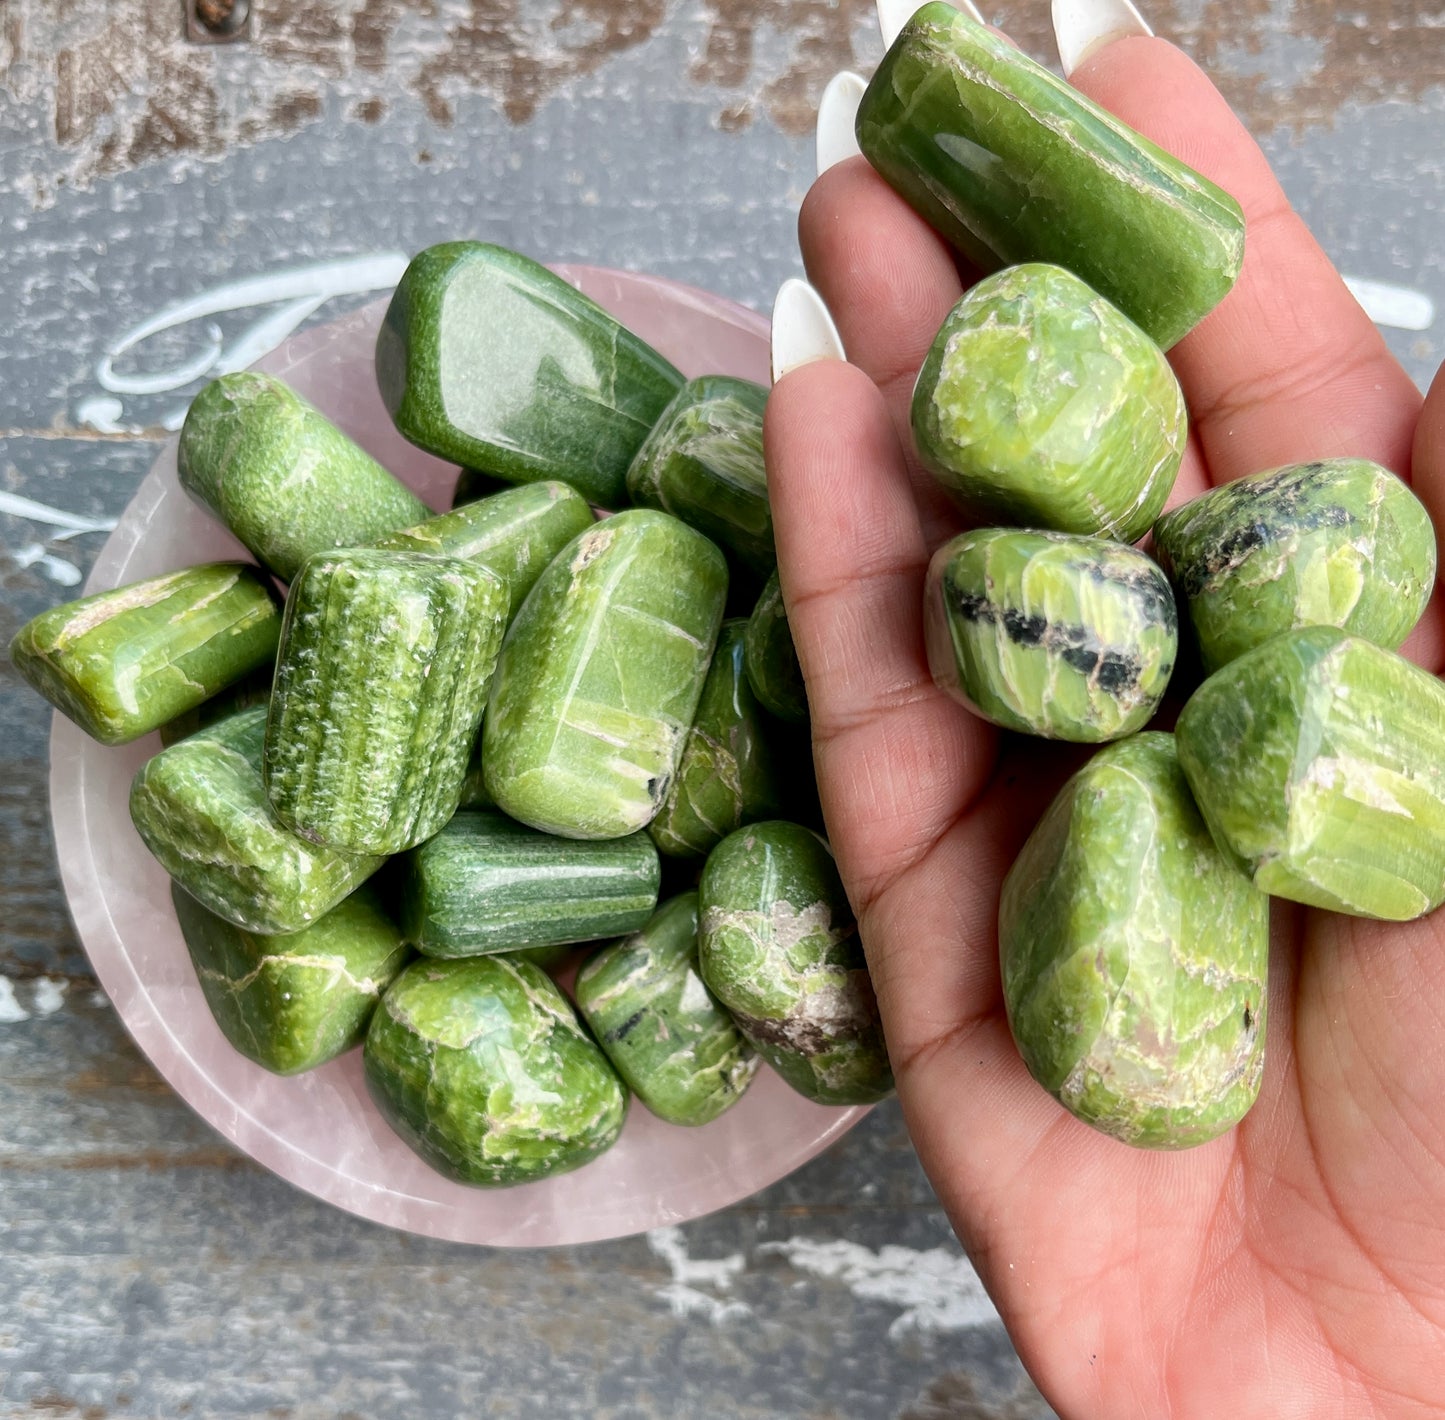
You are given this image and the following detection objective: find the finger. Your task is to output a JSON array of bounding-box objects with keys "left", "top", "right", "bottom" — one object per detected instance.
[{"left": 1402, "top": 363, "right": 1445, "bottom": 676}]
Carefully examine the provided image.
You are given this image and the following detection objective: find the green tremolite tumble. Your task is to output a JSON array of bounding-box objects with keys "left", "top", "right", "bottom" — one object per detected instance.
[
  {"left": 1000, "top": 733, "right": 1269, "bottom": 1149},
  {"left": 1176, "top": 626, "right": 1445, "bottom": 921},
  {"left": 698, "top": 821, "right": 892, "bottom": 1106},
  {"left": 173, "top": 882, "right": 411, "bottom": 1076},
  {"left": 911, "top": 265, "right": 1187, "bottom": 542},
  {"left": 924, "top": 529, "right": 1177, "bottom": 741},
  {"left": 10, "top": 562, "right": 281, "bottom": 746},
  {"left": 1153, "top": 458, "right": 1437, "bottom": 673},
  {"left": 375, "top": 242, "right": 685, "bottom": 509},
  {"left": 178, "top": 372, "right": 429, "bottom": 583},
  {"left": 855, "top": 4, "right": 1245, "bottom": 350},
  {"left": 576, "top": 893, "right": 760, "bottom": 1127},
  {"left": 744, "top": 569, "right": 807, "bottom": 723},
  {"left": 364, "top": 956, "right": 629, "bottom": 1187}
]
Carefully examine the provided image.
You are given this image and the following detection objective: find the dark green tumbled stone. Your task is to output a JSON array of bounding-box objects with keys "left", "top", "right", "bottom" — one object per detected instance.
[
  {"left": 364, "top": 956, "right": 629, "bottom": 1187},
  {"left": 375, "top": 242, "right": 684, "bottom": 509},
  {"left": 744, "top": 570, "right": 807, "bottom": 723},
  {"left": 698, "top": 821, "right": 892, "bottom": 1106},
  {"left": 856, "top": 4, "right": 1245, "bottom": 350},
  {"left": 924, "top": 528, "right": 1176, "bottom": 741},
  {"left": 451, "top": 468, "right": 513, "bottom": 506},
  {"left": 912, "top": 265, "right": 1187, "bottom": 542},
  {"left": 1000, "top": 732, "right": 1268, "bottom": 1149},
  {"left": 1153, "top": 458, "right": 1437, "bottom": 673}
]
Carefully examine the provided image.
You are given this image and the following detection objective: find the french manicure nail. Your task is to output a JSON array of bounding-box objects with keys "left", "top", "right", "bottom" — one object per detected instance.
[
  {"left": 816, "top": 71, "right": 867, "bottom": 176},
  {"left": 1051, "top": 0, "right": 1152, "bottom": 78},
  {"left": 771, "top": 279, "right": 847, "bottom": 383},
  {"left": 878, "top": 0, "right": 984, "bottom": 50}
]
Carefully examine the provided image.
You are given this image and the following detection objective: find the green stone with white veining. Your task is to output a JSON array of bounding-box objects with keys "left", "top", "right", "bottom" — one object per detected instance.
[
  {"left": 743, "top": 569, "right": 807, "bottom": 724},
  {"left": 698, "top": 821, "right": 892, "bottom": 1106},
  {"left": 855, "top": 4, "right": 1245, "bottom": 350},
  {"left": 9, "top": 562, "right": 281, "bottom": 747},
  {"left": 483, "top": 510, "right": 728, "bottom": 839},
  {"left": 173, "top": 881, "right": 411, "bottom": 1076},
  {"left": 364, "top": 955, "right": 628, "bottom": 1187},
  {"left": 399, "top": 810, "right": 660, "bottom": 958},
  {"left": 265, "top": 549, "right": 507, "bottom": 855},
  {"left": 649, "top": 620, "right": 785, "bottom": 859},
  {"left": 1001, "top": 732, "right": 1268, "bottom": 1149},
  {"left": 1176, "top": 627, "right": 1445, "bottom": 920},
  {"left": 625, "top": 376, "right": 774, "bottom": 579},
  {"left": 576, "top": 893, "right": 759, "bottom": 1126},
  {"left": 132, "top": 708, "right": 384, "bottom": 934},
  {"left": 1153, "top": 459, "right": 1437, "bottom": 673},
  {"left": 912, "top": 265, "right": 1187, "bottom": 542},
  {"left": 924, "top": 528, "right": 1177, "bottom": 741},
  {"left": 178, "top": 372, "right": 429, "bottom": 583}
]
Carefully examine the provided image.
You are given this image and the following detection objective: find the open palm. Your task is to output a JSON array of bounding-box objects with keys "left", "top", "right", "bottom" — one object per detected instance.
[{"left": 764, "top": 32, "right": 1445, "bottom": 1417}]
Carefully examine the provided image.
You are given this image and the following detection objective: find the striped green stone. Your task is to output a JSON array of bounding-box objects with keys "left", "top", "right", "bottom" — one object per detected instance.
[
  {"left": 1000, "top": 732, "right": 1268, "bottom": 1149},
  {"left": 743, "top": 569, "right": 807, "bottom": 724},
  {"left": 1176, "top": 627, "right": 1445, "bottom": 920},
  {"left": 1154, "top": 459, "right": 1437, "bottom": 673},
  {"left": 924, "top": 528, "right": 1177, "bottom": 741}
]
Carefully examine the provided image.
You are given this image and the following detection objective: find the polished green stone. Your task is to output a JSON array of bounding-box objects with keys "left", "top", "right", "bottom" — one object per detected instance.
[
  {"left": 856, "top": 4, "right": 1245, "bottom": 350},
  {"left": 133, "top": 708, "right": 384, "bottom": 935},
  {"left": 1154, "top": 459, "right": 1437, "bottom": 673},
  {"left": 364, "top": 955, "right": 628, "bottom": 1187},
  {"left": 649, "top": 620, "right": 785, "bottom": 859},
  {"left": 483, "top": 510, "right": 728, "bottom": 839},
  {"left": 173, "top": 881, "right": 411, "bottom": 1076},
  {"left": 10, "top": 562, "right": 281, "bottom": 746},
  {"left": 576, "top": 893, "right": 759, "bottom": 1126},
  {"left": 178, "top": 372, "right": 429, "bottom": 583},
  {"left": 1176, "top": 627, "right": 1445, "bottom": 920},
  {"left": 924, "top": 528, "right": 1176, "bottom": 741},
  {"left": 912, "top": 265, "right": 1187, "bottom": 541},
  {"left": 743, "top": 569, "right": 807, "bottom": 724},
  {"left": 698, "top": 821, "right": 892, "bottom": 1106},
  {"left": 1000, "top": 732, "right": 1268, "bottom": 1149},
  {"left": 376, "top": 242, "right": 684, "bottom": 509},
  {"left": 625, "top": 376, "right": 774, "bottom": 579}
]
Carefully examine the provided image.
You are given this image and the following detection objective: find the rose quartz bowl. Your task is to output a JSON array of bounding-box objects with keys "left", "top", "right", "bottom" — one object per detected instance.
[{"left": 49, "top": 267, "right": 870, "bottom": 1247}]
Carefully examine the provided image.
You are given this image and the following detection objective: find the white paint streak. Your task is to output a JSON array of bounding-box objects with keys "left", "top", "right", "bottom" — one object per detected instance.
[
  {"left": 1343, "top": 275, "right": 1436, "bottom": 332},
  {"left": 11, "top": 542, "right": 83, "bottom": 585},
  {"left": 31, "top": 978, "right": 69, "bottom": 1017},
  {"left": 646, "top": 1225, "right": 751, "bottom": 1325},
  {"left": 0, "top": 979, "right": 30, "bottom": 1024},
  {"left": 75, "top": 395, "right": 131, "bottom": 434},
  {"left": 0, "top": 977, "right": 74, "bottom": 1022},
  {"left": 0, "top": 491, "right": 118, "bottom": 535}
]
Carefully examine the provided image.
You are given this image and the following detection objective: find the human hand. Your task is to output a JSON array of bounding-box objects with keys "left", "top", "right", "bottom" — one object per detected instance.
[{"left": 763, "top": 6, "right": 1445, "bottom": 1414}]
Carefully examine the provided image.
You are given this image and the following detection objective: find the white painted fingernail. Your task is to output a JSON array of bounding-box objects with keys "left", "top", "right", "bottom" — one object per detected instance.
[
  {"left": 1051, "top": 0, "right": 1152, "bottom": 78},
  {"left": 816, "top": 72, "right": 867, "bottom": 176},
  {"left": 771, "top": 279, "right": 847, "bottom": 383},
  {"left": 877, "top": 1, "right": 983, "bottom": 50}
]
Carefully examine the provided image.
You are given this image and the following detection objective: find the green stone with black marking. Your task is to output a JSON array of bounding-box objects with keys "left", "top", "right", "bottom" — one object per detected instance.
[
  {"left": 912, "top": 265, "right": 1187, "bottom": 542},
  {"left": 1176, "top": 627, "right": 1445, "bottom": 920},
  {"left": 364, "top": 955, "right": 629, "bottom": 1187},
  {"left": 173, "top": 882, "right": 411, "bottom": 1076},
  {"left": 1001, "top": 732, "right": 1268, "bottom": 1149},
  {"left": 575, "top": 893, "right": 759, "bottom": 1126},
  {"left": 924, "top": 528, "right": 1177, "bottom": 741},
  {"left": 1153, "top": 459, "right": 1436, "bottom": 673},
  {"left": 698, "top": 821, "right": 892, "bottom": 1106},
  {"left": 743, "top": 569, "right": 807, "bottom": 724}
]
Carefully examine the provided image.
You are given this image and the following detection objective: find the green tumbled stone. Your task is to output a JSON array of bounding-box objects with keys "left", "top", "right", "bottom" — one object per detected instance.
[
  {"left": 364, "top": 955, "right": 628, "bottom": 1187},
  {"left": 698, "top": 821, "right": 892, "bottom": 1106},
  {"left": 924, "top": 528, "right": 1177, "bottom": 741},
  {"left": 265, "top": 549, "right": 507, "bottom": 855},
  {"left": 178, "top": 372, "right": 429, "bottom": 583},
  {"left": 399, "top": 810, "right": 661, "bottom": 958},
  {"left": 10, "top": 562, "right": 281, "bottom": 746},
  {"left": 912, "top": 265, "right": 1187, "bottom": 542},
  {"left": 1153, "top": 459, "right": 1437, "bottom": 673},
  {"left": 576, "top": 893, "right": 759, "bottom": 1126},
  {"left": 133, "top": 708, "right": 384, "bottom": 935},
  {"left": 625, "top": 375, "right": 774, "bottom": 579},
  {"left": 856, "top": 4, "right": 1245, "bottom": 350},
  {"left": 376, "top": 242, "right": 684, "bottom": 509},
  {"left": 173, "top": 882, "right": 411, "bottom": 1076},
  {"left": 1000, "top": 732, "right": 1268, "bottom": 1149},
  {"left": 1176, "top": 627, "right": 1445, "bottom": 920},
  {"left": 483, "top": 510, "right": 728, "bottom": 840},
  {"left": 649, "top": 620, "right": 785, "bottom": 859},
  {"left": 743, "top": 569, "right": 807, "bottom": 724}
]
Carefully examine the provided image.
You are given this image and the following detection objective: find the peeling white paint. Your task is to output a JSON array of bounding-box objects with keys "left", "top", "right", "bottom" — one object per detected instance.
[
  {"left": 0, "top": 977, "right": 74, "bottom": 1022},
  {"left": 32, "top": 977, "right": 68, "bottom": 1017},
  {"left": 0, "top": 979, "right": 30, "bottom": 1024},
  {"left": 647, "top": 1225, "right": 751, "bottom": 1325}
]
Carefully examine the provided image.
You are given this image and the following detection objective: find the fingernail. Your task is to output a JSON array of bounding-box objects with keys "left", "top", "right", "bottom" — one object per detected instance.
[
  {"left": 877, "top": 0, "right": 984, "bottom": 50},
  {"left": 771, "top": 279, "right": 847, "bottom": 383},
  {"left": 1051, "top": 0, "right": 1152, "bottom": 78},
  {"left": 816, "top": 71, "right": 867, "bottom": 176}
]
